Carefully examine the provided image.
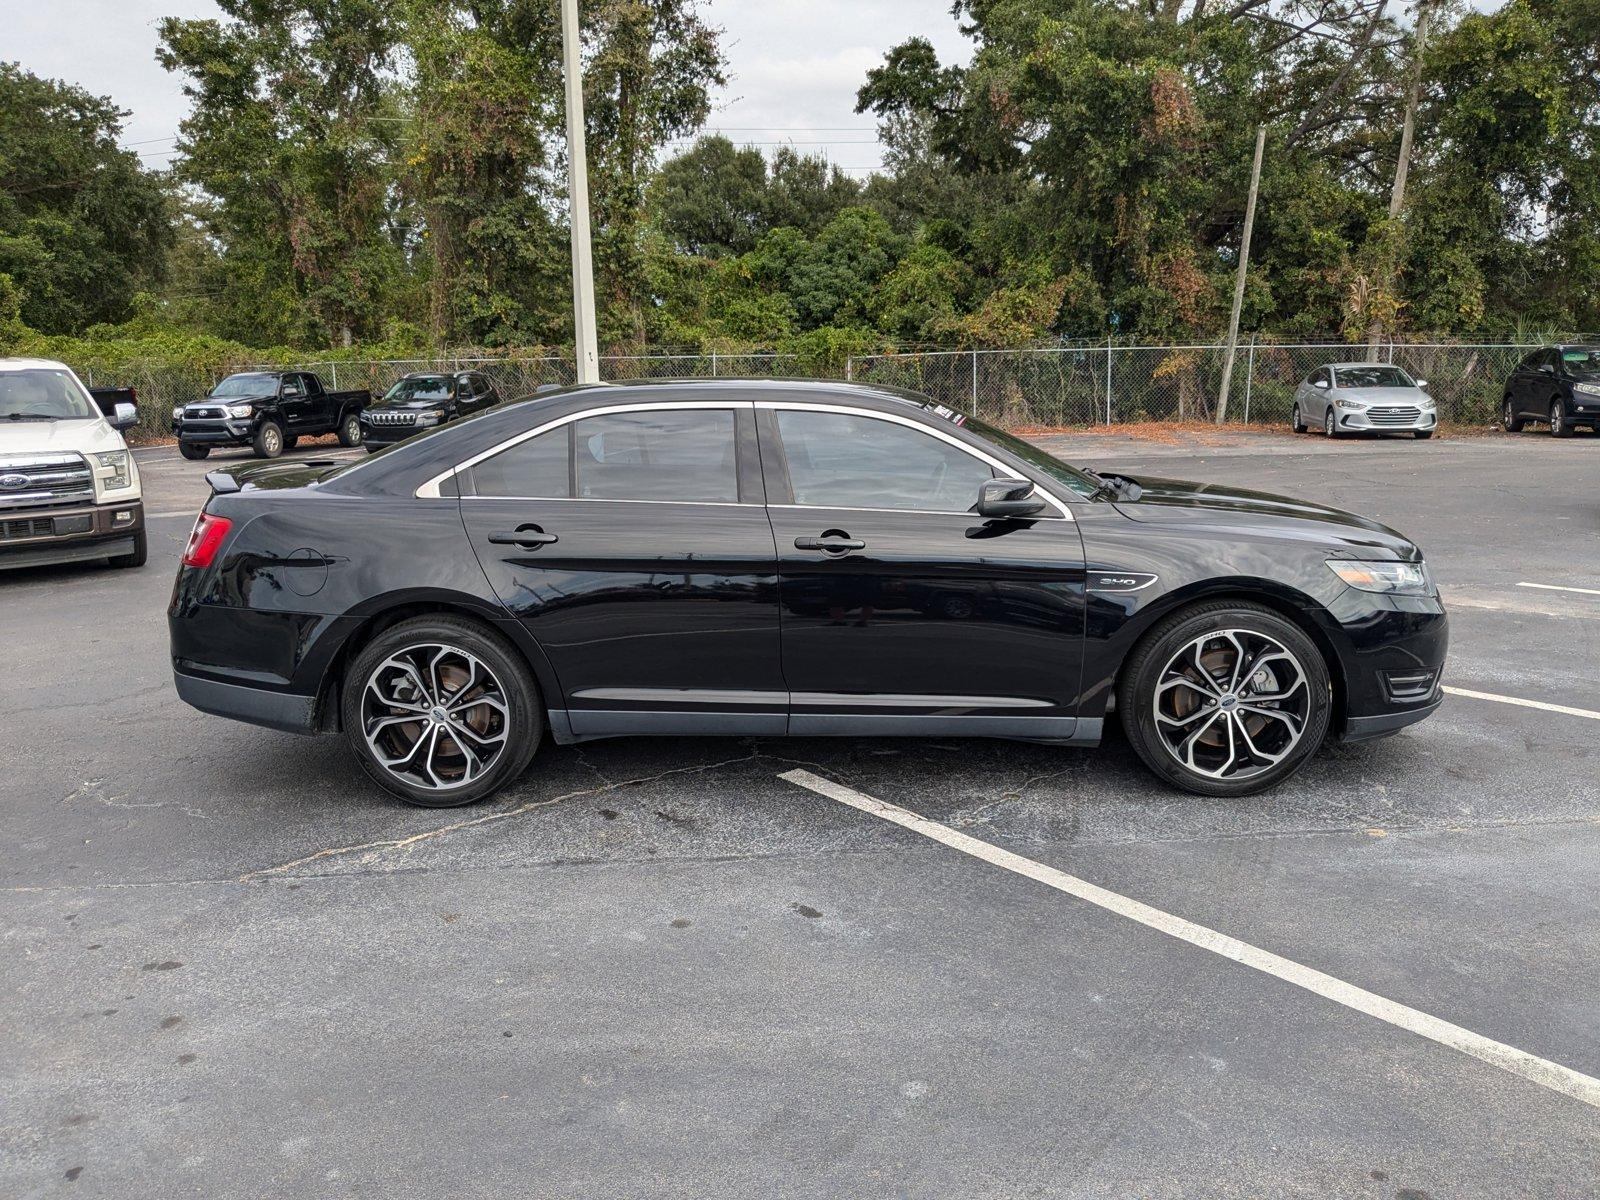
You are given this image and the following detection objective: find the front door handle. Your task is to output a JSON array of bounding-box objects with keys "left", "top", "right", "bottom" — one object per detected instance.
[
  {"left": 488, "top": 525, "right": 558, "bottom": 548},
  {"left": 794, "top": 532, "right": 865, "bottom": 555}
]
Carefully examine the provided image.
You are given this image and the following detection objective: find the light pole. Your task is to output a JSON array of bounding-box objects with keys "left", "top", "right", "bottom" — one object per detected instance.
[{"left": 560, "top": 0, "right": 600, "bottom": 385}]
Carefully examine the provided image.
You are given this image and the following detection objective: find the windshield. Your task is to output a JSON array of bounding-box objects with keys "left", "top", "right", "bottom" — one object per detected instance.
[
  {"left": 1334, "top": 366, "right": 1413, "bottom": 389},
  {"left": 384, "top": 376, "right": 453, "bottom": 403},
  {"left": 1560, "top": 348, "right": 1600, "bottom": 373},
  {"left": 960, "top": 414, "right": 1101, "bottom": 498},
  {"left": 211, "top": 374, "right": 277, "bottom": 398},
  {"left": 0, "top": 369, "right": 99, "bottom": 421}
]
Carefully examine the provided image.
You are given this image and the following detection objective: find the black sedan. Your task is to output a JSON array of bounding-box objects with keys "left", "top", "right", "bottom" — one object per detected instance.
[
  {"left": 1502, "top": 345, "right": 1600, "bottom": 436},
  {"left": 359, "top": 371, "right": 502, "bottom": 451},
  {"left": 169, "top": 380, "right": 1447, "bottom": 807}
]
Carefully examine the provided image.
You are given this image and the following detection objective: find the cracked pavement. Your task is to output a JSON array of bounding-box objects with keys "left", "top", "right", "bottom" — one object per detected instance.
[{"left": 4, "top": 432, "right": 1599, "bottom": 1198}]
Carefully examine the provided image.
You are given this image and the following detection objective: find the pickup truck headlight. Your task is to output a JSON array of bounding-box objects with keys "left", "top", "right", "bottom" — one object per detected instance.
[
  {"left": 1334, "top": 397, "right": 1367, "bottom": 409},
  {"left": 1573, "top": 382, "right": 1600, "bottom": 398},
  {"left": 1327, "top": 559, "right": 1433, "bottom": 596},
  {"left": 225, "top": 402, "right": 254, "bottom": 418},
  {"left": 94, "top": 450, "right": 131, "bottom": 491},
  {"left": 172, "top": 406, "right": 184, "bottom": 421}
]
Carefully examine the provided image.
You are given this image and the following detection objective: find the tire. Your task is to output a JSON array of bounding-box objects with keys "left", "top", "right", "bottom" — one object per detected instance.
[
  {"left": 340, "top": 615, "right": 542, "bottom": 807},
  {"left": 1290, "top": 405, "right": 1305, "bottom": 434},
  {"left": 107, "top": 529, "right": 147, "bottom": 569},
  {"left": 1118, "top": 601, "right": 1332, "bottom": 798},
  {"left": 1324, "top": 409, "right": 1339, "bottom": 438},
  {"left": 1503, "top": 398, "right": 1524, "bottom": 433},
  {"left": 1413, "top": 430, "right": 1433, "bottom": 440},
  {"left": 337, "top": 412, "right": 363, "bottom": 447},
  {"left": 1551, "top": 400, "right": 1574, "bottom": 438},
  {"left": 252, "top": 420, "right": 285, "bottom": 458},
  {"left": 178, "top": 441, "right": 210, "bottom": 461}
]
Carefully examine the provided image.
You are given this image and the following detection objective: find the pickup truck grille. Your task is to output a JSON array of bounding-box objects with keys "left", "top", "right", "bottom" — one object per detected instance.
[
  {"left": 365, "top": 411, "right": 417, "bottom": 426},
  {"left": 0, "top": 516, "right": 56, "bottom": 541},
  {"left": 186, "top": 406, "right": 227, "bottom": 419},
  {"left": 1367, "top": 406, "right": 1423, "bottom": 426},
  {"left": 0, "top": 454, "right": 94, "bottom": 512}
]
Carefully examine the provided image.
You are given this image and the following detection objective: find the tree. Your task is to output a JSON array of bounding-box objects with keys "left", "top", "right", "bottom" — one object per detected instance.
[
  {"left": 0, "top": 64, "right": 172, "bottom": 334},
  {"left": 649, "top": 135, "right": 769, "bottom": 256}
]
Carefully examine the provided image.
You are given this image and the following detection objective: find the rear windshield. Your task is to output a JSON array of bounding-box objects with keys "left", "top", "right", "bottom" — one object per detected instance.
[
  {"left": 1334, "top": 366, "right": 1413, "bottom": 389},
  {"left": 212, "top": 374, "right": 277, "bottom": 398},
  {"left": 0, "top": 369, "right": 99, "bottom": 420},
  {"left": 385, "top": 377, "right": 453, "bottom": 402}
]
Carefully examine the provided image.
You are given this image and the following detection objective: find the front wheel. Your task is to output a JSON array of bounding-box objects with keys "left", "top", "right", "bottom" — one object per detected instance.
[
  {"left": 1119, "top": 602, "right": 1332, "bottom": 797},
  {"left": 1324, "top": 410, "right": 1339, "bottom": 438},
  {"left": 178, "top": 441, "right": 210, "bottom": 461},
  {"left": 108, "top": 529, "right": 147, "bottom": 569},
  {"left": 338, "top": 413, "right": 363, "bottom": 447},
  {"left": 340, "top": 615, "right": 542, "bottom": 807},
  {"left": 1503, "top": 398, "right": 1524, "bottom": 433},
  {"left": 252, "top": 420, "right": 285, "bottom": 458},
  {"left": 1291, "top": 405, "right": 1305, "bottom": 434},
  {"left": 1551, "top": 400, "right": 1574, "bottom": 437}
]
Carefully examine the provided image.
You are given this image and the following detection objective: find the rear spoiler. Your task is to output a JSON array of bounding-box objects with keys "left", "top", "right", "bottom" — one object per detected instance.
[{"left": 204, "top": 470, "right": 241, "bottom": 494}]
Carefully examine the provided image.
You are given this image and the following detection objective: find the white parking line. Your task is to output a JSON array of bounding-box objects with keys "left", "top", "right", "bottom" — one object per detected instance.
[
  {"left": 1442, "top": 686, "right": 1600, "bottom": 722},
  {"left": 779, "top": 767, "right": 1600, "bottom": 1112},
  {"left": 1518, "top": 581, "right": 1600, "bottom": 598}
]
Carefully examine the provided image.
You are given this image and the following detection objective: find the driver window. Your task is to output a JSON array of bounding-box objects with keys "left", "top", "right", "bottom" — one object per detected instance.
[{"left": 774, "top": 410, "right": 995, "bottom": 512}]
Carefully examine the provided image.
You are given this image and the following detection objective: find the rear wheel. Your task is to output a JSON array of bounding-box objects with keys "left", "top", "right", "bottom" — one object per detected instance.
[
  {"left": 338, "top": 413, "right": 363, "bottom": 447},
  {"left": 1503, "top": 398, "right": 1524, "bottom": 432},
  {"left": 341, "top": 615, "right": 542, "bottom": 807},
  {"left": 1551, "top": 400, "right": 1574, "bottom": 437},
  {"left": 107, "top": 529, "right": 147, "bottom": 569},
  {"left": 252, "top": 420, "right": 284, "bottom": 458},
  {"left": 1119, "top": 602, "right": 1332, "bottom": 797},
  {"left": 178, "top": 441, "right": 209, "bottom": 461}
]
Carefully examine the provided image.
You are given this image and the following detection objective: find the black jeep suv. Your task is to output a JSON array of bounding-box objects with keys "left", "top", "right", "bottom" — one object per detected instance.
[{"left": 360, "top": 372, "right": 502, "bottom": 452}]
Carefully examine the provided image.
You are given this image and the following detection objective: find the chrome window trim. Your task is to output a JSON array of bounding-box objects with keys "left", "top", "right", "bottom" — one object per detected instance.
[
  {"left": 416, "top": 399, "right": 749, "bottom": 499},
  {"left": 461, "top": 495, "right": 757, "bottom": 508},
  {"left": 758, "top": 400, "right": 1072, "bottom": 520}
]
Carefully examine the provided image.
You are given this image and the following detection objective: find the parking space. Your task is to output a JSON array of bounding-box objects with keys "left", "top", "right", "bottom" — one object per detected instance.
[{"left": 5, "top": 431, "right": 1599, "bottom": 1197}]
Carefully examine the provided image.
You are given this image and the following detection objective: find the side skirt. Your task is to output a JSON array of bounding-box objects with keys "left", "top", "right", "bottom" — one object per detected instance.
[{"left": 547, "top": 710, "right": 1101, "bottom": 747}]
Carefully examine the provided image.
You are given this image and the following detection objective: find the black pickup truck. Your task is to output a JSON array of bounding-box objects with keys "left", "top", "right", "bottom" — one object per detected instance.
[{"left": 173, "top": 371, "right": 370, "bottom": 459}]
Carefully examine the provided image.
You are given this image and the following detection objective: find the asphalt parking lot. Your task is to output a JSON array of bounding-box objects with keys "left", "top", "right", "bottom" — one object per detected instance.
[{"left": 5, "top": 428, "right": 1599, "bottom": 1198}]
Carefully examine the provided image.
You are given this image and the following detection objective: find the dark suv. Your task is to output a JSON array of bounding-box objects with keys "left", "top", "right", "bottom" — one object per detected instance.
[
  {"left": 360, "top": 372, "right": 502, "bottom": 452},
  {"left": 1502, "top": 346, "right": 1600, "bottom": 436}
]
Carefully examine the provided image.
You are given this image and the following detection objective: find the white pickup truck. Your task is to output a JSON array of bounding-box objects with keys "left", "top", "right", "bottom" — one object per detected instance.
[{"left": 0, "top": 358, "right": 146, "bottom": 570}]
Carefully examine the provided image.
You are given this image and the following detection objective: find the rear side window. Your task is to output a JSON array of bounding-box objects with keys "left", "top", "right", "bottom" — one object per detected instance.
[
  {"left": 574, "top": 409, "right": 739, "bottom": 503},
  {"left": 472, "top": 428, "right": 571, "bottom": 497},
  {"left": 774, "top": 410, "right": 994, "bottom": 512}
]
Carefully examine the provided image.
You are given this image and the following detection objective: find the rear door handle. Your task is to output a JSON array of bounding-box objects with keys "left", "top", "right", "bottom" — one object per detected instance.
[
  {"left": 488, "top": 526, "right": 558, "bottom": 548},
  {"left": 794, "top": 534, "right": 865, "bottom": 554}
]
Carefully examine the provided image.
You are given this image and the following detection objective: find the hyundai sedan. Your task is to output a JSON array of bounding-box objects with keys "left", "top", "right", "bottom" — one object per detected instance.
[
  {"left": 1291, "top": 363, "right": 1437, "bottom": 438},
  {"left": 169, "top": 380, "right": 1447, "bottom": 807}
]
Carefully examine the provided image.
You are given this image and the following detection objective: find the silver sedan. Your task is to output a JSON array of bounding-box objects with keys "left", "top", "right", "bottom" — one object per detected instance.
[{"left": 1291, "top": 363, "right": 1437, "bottom": 439}]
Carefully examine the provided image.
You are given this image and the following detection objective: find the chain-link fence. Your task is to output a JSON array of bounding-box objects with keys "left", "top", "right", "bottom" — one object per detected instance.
[{"left": 79, "top": 342, "right": 1535, "bottom": 443}]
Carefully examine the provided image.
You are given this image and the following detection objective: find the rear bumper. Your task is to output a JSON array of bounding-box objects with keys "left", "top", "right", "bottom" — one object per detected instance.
[
  {"left": 173, "top": 670, "right": 318, "bottom": 734},
  {"left": 0, "top": 500, "right": 144, "bottom": 570}
]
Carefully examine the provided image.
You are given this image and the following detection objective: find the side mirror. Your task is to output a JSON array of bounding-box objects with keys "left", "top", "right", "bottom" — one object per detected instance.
[
  {"left": 1539, "top": 363, "right": 1555, "bottom": 375},
  {"left": 110, "top": 402, "right": 138, "bottom": 431},
  {"left": 977, "top": 478, "right": 1045, "bottom": 519},
  {"left": 1414, "top": 378, "right": 1428, "bottom": 389},
  {"left": 1313, "top": 379, "right": 1330, "bottom": 389}
]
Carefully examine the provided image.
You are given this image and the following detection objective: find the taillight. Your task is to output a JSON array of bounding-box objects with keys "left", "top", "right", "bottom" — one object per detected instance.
[{"left": 182, "top": 512, "right": 233, "bottom": 568}]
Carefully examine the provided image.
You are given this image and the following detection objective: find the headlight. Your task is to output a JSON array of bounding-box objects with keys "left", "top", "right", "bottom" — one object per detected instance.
[
  {"left": 226, "top": 402, "right": 254, "bottom": 418},
  {"left": 415, "top": 409, "right": 445, "bottom": 426},
  {"left": 1334, "top": 397, "right": 1367, "bottom": 409},
  {"left": 172, "top": 406, "right": 184, "bottom": 421},
  {"left": 1574, "top": 382, "right": 1600, "bottom": 398},
  {"left": 1327, "top": 559, "right": 1433, "bottom": 596},
  {"left": 94, "top": 450, "right": 131, "bottom": 491}
]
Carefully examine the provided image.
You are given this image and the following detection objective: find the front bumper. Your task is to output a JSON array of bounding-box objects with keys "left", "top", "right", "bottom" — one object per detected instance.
[
  {"left": 360, "top": 424, "right": 422, "bottom": 448},
  {"left": 1334, "top": 407, "right": 1438, "bottom": 433},
  {"left": 0, "top": 499, "right": 144, "bottom": 570},
  {"left": 175, "top": 415, "right": 257, "bottom": 446},
  {"left": 1330, "top": 592, "right": 1449, "bottom": 741}
]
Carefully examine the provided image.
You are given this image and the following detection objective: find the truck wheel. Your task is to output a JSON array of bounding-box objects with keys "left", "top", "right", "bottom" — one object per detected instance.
[
  {"left": 253, "top": 420, "right": 285, "bottom": 458},
  {"left": 108, "top": 530, "right": 148, "bottom": 569},
  {"left": 178, "top": 442, "right": 210, "bottom": 461},
  {"left": 337, "top": 413, "right": 363, "bottom": 447}
]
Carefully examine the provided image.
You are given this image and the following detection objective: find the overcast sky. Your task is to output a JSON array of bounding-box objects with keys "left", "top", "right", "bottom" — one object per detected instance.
[{"left": 0, "top": 0, "right": 974, "bottom": 175}]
